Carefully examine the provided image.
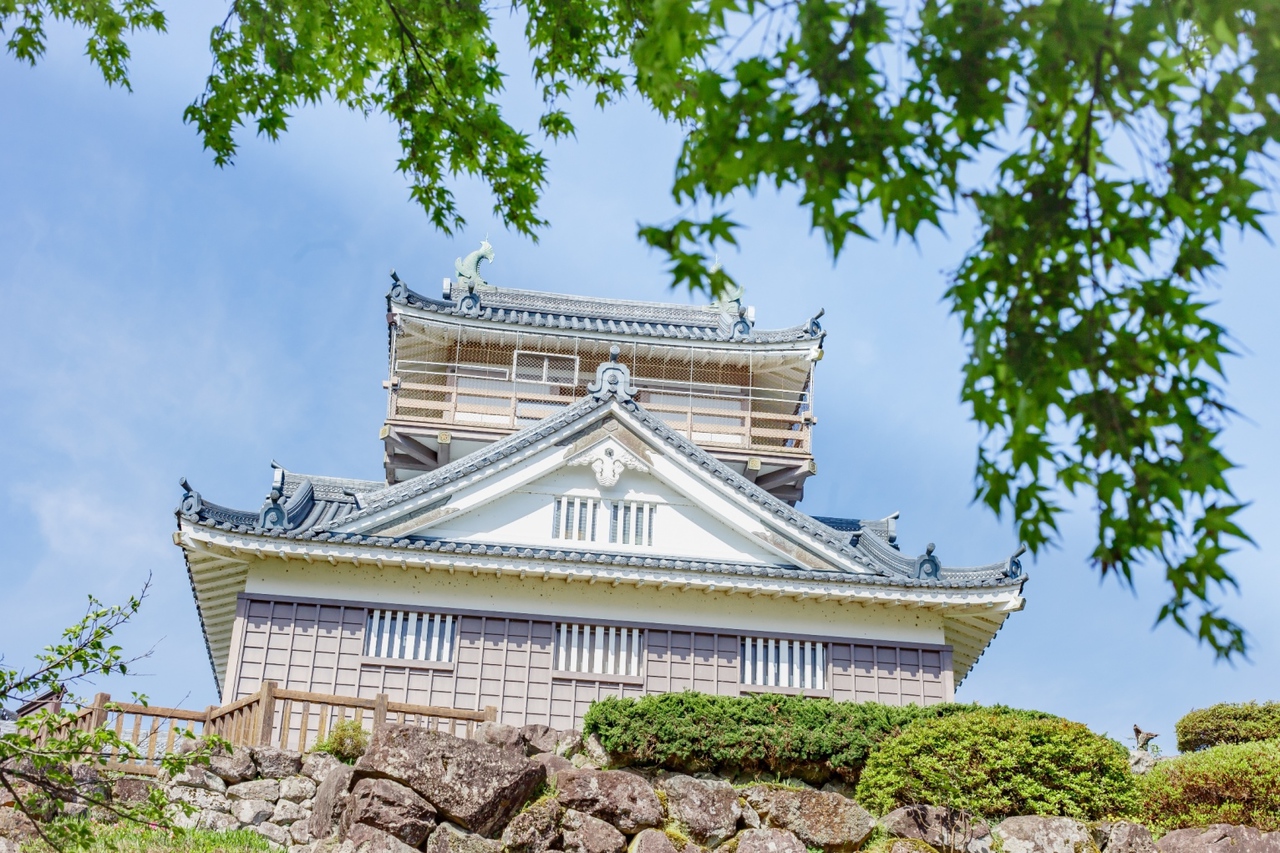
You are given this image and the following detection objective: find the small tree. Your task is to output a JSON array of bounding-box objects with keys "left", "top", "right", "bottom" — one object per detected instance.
[{"left": 0, "top": 578, "right": 208, "bottom": 849}]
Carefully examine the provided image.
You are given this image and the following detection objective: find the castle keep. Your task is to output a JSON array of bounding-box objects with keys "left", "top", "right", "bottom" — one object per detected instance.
[{"left": 175, "top": 246, "right": 1026, "bottom": 729}]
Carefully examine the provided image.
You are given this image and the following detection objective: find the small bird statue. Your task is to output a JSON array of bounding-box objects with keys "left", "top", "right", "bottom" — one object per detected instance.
[{"left": 1134, "top": 724, "right": 1159, "bottom": 751}]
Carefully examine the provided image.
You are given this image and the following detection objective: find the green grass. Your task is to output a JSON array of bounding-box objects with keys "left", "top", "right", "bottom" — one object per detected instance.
[{"left": 22, "top": 825, "right": 273, "bottom": 853}]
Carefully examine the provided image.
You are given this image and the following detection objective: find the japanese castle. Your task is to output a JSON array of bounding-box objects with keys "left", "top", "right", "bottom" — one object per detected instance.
[{"left": 175, "top": 244, "right": 1027, "bottom": 729}]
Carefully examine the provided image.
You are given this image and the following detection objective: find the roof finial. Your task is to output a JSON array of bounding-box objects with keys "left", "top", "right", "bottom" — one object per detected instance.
[
  {"left": 609, "top": 344, "right": 621, "bottom": 363},
  {"left": 455, "top": 240, "right": 494, "bottom": 289}
]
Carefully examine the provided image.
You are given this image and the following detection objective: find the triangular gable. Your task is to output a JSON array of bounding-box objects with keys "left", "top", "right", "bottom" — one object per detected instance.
[{"left": 333, "top": 394, "right": 875, "bottom": 575}]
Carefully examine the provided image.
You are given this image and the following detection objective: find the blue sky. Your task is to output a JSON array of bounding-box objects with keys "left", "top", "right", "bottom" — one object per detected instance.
[{"left": 1, "top": 3, "right": 1276, "bottom": 747}]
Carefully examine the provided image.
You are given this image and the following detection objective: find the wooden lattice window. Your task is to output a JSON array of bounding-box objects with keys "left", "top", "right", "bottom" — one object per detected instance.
[
  {"left": 551, "top": 497, "right": 655, "bottom": 546},
  {"left": 740, "top": 636, "right": 826, "bottom": 690},
  {"left": 554, "top": 623, "right": 644, "bottom": 678},
  {"left": 365, "top": 609, "right": 456, "bottom": 663}
]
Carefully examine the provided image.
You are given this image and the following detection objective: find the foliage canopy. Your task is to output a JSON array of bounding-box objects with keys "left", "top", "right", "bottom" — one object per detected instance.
[
  {"left": 855, "top": 709, "right": 1138, "bottom": 820},
  {"left": 582, "top": 691, "right": 1046, "bottom": 783},
  {"left": 1137, "top": 738, "right": 1280, "bottom": 832},
  {"left": 5, "top": 0, "right": 1278, "bottom": 655},
  {"left": 1175, "top": 700, "right": 1280, "bottom": 752}
]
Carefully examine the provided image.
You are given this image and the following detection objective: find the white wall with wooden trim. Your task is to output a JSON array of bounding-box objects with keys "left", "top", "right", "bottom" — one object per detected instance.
[{"left": 229, "top": 590, "right": 954, "bottom": 730}]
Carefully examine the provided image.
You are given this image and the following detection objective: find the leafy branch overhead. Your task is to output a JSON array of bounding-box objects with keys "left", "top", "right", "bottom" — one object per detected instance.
[{"left": 4, "top": 0, "right": 1276, "bottom": 656}]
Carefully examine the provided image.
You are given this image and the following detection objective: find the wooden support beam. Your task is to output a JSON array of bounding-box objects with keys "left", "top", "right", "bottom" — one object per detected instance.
[{"left": 385, "top": 429, "right": 438, "bottom": 468}]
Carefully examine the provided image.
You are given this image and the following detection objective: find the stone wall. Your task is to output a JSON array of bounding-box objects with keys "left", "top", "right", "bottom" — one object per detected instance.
[{"left": 1, "top": 724, "right": 1274, "bottom": 853}]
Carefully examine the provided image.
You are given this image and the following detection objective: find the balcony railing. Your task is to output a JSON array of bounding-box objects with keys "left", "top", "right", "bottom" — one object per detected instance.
[{"left": 389, "top": 361, "right": 812, "bottom": 456}]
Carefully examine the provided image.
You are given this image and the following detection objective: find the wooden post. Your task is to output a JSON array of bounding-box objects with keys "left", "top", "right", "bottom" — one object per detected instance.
[
  {"left": 202, "top": 705, "right": 217, "bottom": 738},
  {"left": 89, "top": 693, "right": 110, "bottom": 731},
  {"left": 257, "top": 682, "right": 277, "bottom": 747},
  {"left": 482, "top": 705, "right": 498, "bottom": 722},
  {"left": 373, "top": 694, "right": 388, "bottom": 732}
]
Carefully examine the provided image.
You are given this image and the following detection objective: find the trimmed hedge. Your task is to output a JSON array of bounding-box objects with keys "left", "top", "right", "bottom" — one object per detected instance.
[
  {"left": 854, "top": 710, "right": 1137, "bottom": 820},
  {"left": 1137, "top": 739, "right": 1280, "bottom": 831},
  {"left": 1175, "top": 701, "right": 1280, "bottom": 752},
  {"left": 581, "top": 692, "right": 1045, "bottom": 784}
]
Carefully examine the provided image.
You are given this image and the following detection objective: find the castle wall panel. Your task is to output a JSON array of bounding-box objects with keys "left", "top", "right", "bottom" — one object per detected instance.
[{"left": 230, "top": 593, "right": 954, "bottom": 730}]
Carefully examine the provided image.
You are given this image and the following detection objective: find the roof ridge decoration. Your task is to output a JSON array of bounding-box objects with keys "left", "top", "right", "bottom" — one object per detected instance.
[
  {"left": 587, "top": 345, "right": 638, "bottom": 403},
  {"left": 455, "top": 240, "right": 494, "bottom": 289}
]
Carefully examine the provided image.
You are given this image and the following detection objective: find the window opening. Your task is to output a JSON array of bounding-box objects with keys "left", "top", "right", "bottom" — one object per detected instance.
[
  {"left": 365, "top": 609, "right": 456, "bottom": 663},
  {"left": 740, "top": 636, "right": 825, "bottom": 690},
  {"left": 555, "top": 622, "right": 643, "bottom": 677}
]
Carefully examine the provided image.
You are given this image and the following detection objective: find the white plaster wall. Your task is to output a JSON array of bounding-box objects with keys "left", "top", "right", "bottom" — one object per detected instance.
[
  {"left": 427, "top": 466, "right": 782, "bottom": 564},
  {"left": 242, "top": 557, "right": 947, "bottom": 645}
]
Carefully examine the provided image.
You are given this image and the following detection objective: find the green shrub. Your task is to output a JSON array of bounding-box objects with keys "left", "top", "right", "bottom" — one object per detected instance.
[
  {"left": 1175, "top": 702, "right": 1280, "bottom": 752},
  {"left": 1137, "top": 739, "right": 1280, "bottom": 832},
  {"left": 582, "top": 692, "right": 1045, "bottom": 783},
  {"left": 312, "top": 719, "right": 370, "bottom": 763},
  {"left": 854, "top": 710, "right": 1137, "bottom": 821}
]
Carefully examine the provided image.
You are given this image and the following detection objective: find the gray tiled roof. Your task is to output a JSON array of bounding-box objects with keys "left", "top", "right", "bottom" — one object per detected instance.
[
  {"left": 178, "top": 394, "right": 1024, "bottom": 588},
  {"left": 391, "top": 283, "right": 825, "bottom": 345}
]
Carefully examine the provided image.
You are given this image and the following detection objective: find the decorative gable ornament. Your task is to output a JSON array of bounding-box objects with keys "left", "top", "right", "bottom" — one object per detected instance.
[
  {"left": 587, "top": 346, "right": 638, "bottom": 402},
  {"left": 568, "top": 440, "right": 648, "bottom": 488}
]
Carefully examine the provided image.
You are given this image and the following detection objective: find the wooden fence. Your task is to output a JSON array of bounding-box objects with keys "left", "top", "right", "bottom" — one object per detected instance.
[{"left": 34, "top": 684, "right": 496, "bottom": 776}]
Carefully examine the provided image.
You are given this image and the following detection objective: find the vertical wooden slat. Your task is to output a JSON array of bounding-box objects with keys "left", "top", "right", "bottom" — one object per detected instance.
[
  {"left": 129, "top": 714, "right": 143, "bottom": 764},
  {"left": 317, "top": 705, "right": 330, "bottom": 744},
  {"left": 278, "top": 699, "right": 293, "bottom": 749},
  {"left": 298, "top": 701, "right": 312, "bottom": 752},
  {"left": 373, "top": 694, "right": 388, "bottom": 732}
]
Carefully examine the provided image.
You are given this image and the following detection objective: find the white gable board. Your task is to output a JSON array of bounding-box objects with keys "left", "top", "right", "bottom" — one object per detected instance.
[{"left": 425, "top": 464, "right": 785, "bottom": 564}]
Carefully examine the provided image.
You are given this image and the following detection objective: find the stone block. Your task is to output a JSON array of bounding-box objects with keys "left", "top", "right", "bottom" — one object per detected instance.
[
  {"left": 657, "top": 774, "right": 741, "bottom": 847},
  {"left": 426, "top": 821, "right": 504, "bottom": 853},
  {"left": 281, "top": 776, "right": 319, "bottom": 802},
  {"left": 736, "top": 829, "right": 808, "bottom": 853},
  {"left": 744, "top": 786, "right": 874, "bottom": 853},
  {"left": 994, "top": 817, "right": 1096, "bottom": 853},
  {"left": 235, "top": 798, "right": 277, "bottom": 826},
  {"left": 556, "top": 770, "right": 662, "bottom": 834},
  {"left": 562, "top": 808, "right": 626, "bottom": 853},
  {"left": 253, "top": 746, "right": 305, "bottom": 779},
  {"left": 340, "top": 778, "right": 437, "bottom": 849},
  {"left": 501, "top": 798, "right": 562, "bottom": 853},
  {"left": 230, "top": 779, "right": 281, "bottom": 802},
  {"left": 354, "top": 725, "right": 544, "bottom": 838},
  {"left": 880, "top": 806, "right": 992, "bottom": 853}
]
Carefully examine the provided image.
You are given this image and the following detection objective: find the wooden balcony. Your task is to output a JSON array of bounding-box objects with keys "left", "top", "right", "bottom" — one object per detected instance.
[{"left": 386, "top": 362, "right": 813, "bottom": 459}]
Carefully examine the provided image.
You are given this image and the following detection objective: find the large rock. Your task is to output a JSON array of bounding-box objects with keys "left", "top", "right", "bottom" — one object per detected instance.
[
  {"left": 426, "top": 822, "right": 504, "bottom": 853},
  {"left": 0, "top": 837, "right": 20, "bottom": 853},
  {"left": 628, "top": 829, "right": 680, "bottom": 853},
  {"left": 563, "top": 809, "right": 627, "bottom": 853},
  {"left": 210, "top": 746, "right": 258, "bottom": 784},
  {"left": 744, "top": 786, "right": 874, "bottom": 853},
  {"left": 995, "top": 817, "right": 1096, "bottom": 853},
  {"left": 282, "top": 775, "right": 319, "bottom": 802},
  {"left": 736, "top": 829, "right": 808, "bottom": 853},
  {"left": 355, "top": 725, "right": 545, "bottom": 838},
  {"left": 557, "top": 770, "right": 662, "bottom": 834},
  {"left": 0, "top": 807, "right": 39, "bottom": 842},
  {"left": 272, "top": 798, "right": 309, "bottom": 825},
  {"left": 346, "top": 825, "right": 422, "bottom": 853},
  {"left": 196, "top": 810, "right": 240, "bottom": 832},
  {"left": 1094, "top": 822, "right": 1157, "bottom": 853},
  {"left": 234, "top": 798, "right": 277, "bottom": 826},
  {"left": 310, "top": 764, "right": 357, "bottom": 841},
  {"left": 229, "top": 779, "right": 281, "bottom": 802},
  {"left": 305, "top": 752, "right": 347, "bottom": 786},
  {"left": 112, "top": 777, "right": 158, "bottom": 805},
  {"left": 521, "top": 725, "right": 560, "bottom": 756},
  {"left": 534, "top": 753, "right": 574, "bottom": 780},
  {"left": 341, "top": 778, "right": 437, "bottom": 849},
  {"left": 474, "top": 722, "right": 523, "bottom": 750},
  {"left": 500, "top": 798, "right": 562, "bottom": 853},
  {"left": 166, "top": 766, "right": 227, "bottom": 793},
  {"left": 881, "top": 806, "right": 993, "bottom": 853},
  {"left": 1156, "top": 826, "right": 1280, "bottom": 853},
  {"left": 255, "top": 820, "right": 292, "bottom": 847},
  {"left": 168, "top": 785, "right": 231, "bottom": 814},
  {"left": 253, "top": 746, "right": 305, "bottom": 779},
  {"left": 657, "top": 775, "right": 740, "bottom": 848}
]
